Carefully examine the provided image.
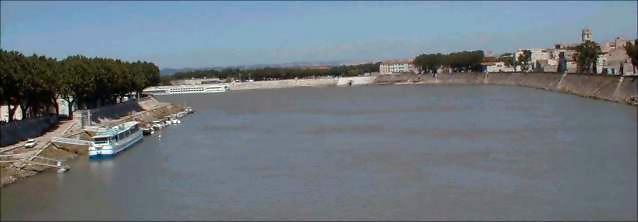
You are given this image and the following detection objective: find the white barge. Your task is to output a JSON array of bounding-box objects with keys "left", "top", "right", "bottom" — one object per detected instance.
[
  {"left": 142, "top": 83, "right": 230, "bottom": 96},
  {"left": 89, "top": 121, "right": 143, "bottom": 159}
]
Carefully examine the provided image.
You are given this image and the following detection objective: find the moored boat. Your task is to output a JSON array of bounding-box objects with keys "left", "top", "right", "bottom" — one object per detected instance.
[
  {"left": 89, "top": 121, "right": 143, "bottom": 159},
  {"left": 142, "top": 83, "right": 230, "bottom": 96},
  {"left": 142, "top": 127, "right": 154, "bottom": 135}
]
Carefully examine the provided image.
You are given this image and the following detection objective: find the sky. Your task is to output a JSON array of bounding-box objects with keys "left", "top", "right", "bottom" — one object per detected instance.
[{"left": 1, "top": 1, "right": 637, "bottom": 69}]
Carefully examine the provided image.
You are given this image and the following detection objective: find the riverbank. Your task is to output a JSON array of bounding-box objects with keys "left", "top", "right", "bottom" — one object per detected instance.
[
  {"left": 227, "top": 76, "right": 376, "bottom": 91},
  {"left": 224, "top": 73, "right": 636, "bottom": 106},
  {"left": 374, "top": 72, "right": 638, "bottom": 106},
  {"left": 0, "top": 97, "right": 186, "bottom": 188}
]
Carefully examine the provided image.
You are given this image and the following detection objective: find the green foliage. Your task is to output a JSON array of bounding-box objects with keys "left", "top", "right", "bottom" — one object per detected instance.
[
  {"left": 161, "top": 63, "right": 380, "bottom": 84},
  {"left": 625, "top": 39, "right": 638, "bottom": 71},
  {"left": 517, "top": 50, "right": 532, "bottom": 72},
  {"left": 0, "top": 49, "right": 160, "bottom": 121},
  {"left": 498, "top": 53, "right": 515, "bottom": 67},
  {"left": 414, "top": 50, "right": 484, "bottom": 73},
  {"left": 575, "top": 40, "right": 602, "bottom": 73}
]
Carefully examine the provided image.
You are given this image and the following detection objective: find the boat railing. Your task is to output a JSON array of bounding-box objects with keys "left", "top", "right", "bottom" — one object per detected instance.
[{"left": 52, "top": 137, "right": 93, "bottom": 146}]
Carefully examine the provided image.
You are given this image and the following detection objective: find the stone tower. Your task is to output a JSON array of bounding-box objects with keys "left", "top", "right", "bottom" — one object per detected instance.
[{"left": 582, "top": 27, "right": 592, "bottom": 42}]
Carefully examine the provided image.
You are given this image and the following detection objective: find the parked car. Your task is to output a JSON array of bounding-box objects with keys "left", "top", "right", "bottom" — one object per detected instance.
[{"left": 24, "top": 139, "right": 37, "bottom": 148}]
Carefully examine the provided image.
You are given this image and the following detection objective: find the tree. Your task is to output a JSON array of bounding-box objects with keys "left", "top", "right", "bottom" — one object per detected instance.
[
  {"left": 557, "top": 52, "right": 567, "bottom": 73},
  {"left": 27, "top": 54, "right": 60, "bottom": 116},
  {"left": 625, "top": 39, "right": 638, "bottom": 74},
  {"left": 414, "top": 50, "right": 484, "bottom": 73},
  {"left": 517, "top": 50, "right": 532, "bottom": 72},
  {"left": 498, "top": 53, "right": 515, "bottom": 68},
  {"left": 0, "top": 50, "right": 160, "bottom": 121},
  {"left": 162, "top": 62, "right": 379, "bottom": 83},
  {"left": 575, "top": 40, "right": 602, "bottom": 74},
  {"left": 0, "top": 50, "right": 24, "bottom": 121}
]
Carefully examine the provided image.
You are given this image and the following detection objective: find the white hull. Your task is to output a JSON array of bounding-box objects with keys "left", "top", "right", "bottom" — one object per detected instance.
[
  {"left": 143, "top": 84, "right": 230, "bottom": 96},
  {"left": 89, "top": 121, "right": 143, "bottom": 159},
  {"left": 89, "top": 131, "right": 143, "bottom": 158}
]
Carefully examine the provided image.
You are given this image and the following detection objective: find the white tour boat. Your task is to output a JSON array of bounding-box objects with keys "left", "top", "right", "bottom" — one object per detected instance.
[
  {"left": 89, "top": 121, "right": 143, "bottom": 159},
  {"left": 142, "top": 83, "right": 230, "bottom": 96}
]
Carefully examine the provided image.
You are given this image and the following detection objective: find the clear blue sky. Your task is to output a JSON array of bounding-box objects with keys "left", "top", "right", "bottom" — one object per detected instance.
[{"left": 1, "top": 1, "right": 636, "bottom": 68}]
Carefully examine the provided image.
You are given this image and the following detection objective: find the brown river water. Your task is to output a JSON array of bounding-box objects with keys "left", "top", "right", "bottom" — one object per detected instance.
[{"left": 1, "top": 85, "right": 636, "bottom": 220}]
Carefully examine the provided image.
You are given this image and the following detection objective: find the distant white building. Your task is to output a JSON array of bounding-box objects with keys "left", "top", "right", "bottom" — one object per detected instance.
[
  {"left": 598, "top": 37, "right": 635, "bottom": 75},
  {"left": 515, "top": 48, "right": 553, "bottom": 72},
  {"left": 379, "top": 60, "right": 415, "bottom": 74},
  {"left": 481, "top": 61, "right": 514, "bottom": 73}
]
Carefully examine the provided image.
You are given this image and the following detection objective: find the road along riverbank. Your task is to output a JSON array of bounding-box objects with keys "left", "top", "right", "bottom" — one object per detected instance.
[
  {"left": 374, "top": 72, "right": 638, "bottom": 106},
  {"left": 0, "top": 97, "right": 187, "bottom": 187}
]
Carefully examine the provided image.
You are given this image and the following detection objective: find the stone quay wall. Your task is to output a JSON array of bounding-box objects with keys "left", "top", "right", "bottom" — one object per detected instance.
[
  {"left": 229, "top": 78, "right": 338, "bottom": 91},
  {"left": 0, "top": 115, "right": 59, "bottom": 146},
  {"left": 374, "top": 72, "right": 638, "bottom": 105}
]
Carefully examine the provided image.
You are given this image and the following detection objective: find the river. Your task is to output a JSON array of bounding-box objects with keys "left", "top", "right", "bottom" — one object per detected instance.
[{"left": 1, "top": 85, "right": 636, "bottom": 220}]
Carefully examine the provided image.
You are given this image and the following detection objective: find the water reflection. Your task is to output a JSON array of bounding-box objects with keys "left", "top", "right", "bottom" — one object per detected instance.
[{"left": 88, "top": 159, "right": 114, "bottom": 184}]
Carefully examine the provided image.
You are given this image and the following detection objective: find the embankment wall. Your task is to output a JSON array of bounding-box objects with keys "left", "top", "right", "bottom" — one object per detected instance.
[
  {"left": 0, "top": 116, "right": 59, "bottom": 146},
  {"left": 336, "top": 76, "right": 376, "bottom": 86},
  {"left": 229, "top": 78, "right": 337, "bottom": 91},
  {"left": 374, "top": 72, "right": 638, "bottom": 105},
  {"left": 86, "top": 100, "right": 144, "bottom": 123}
]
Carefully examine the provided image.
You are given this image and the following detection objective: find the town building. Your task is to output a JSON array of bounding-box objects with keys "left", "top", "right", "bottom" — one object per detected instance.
[
  {"left": 379, "top": 59, "right": 416, "bottom": 74},
  {"left": 582, "top": 27, "right": 593, "bottom": 42},
  {"left": 514, "top": 48, "right": 557, "bottom": 72},
  {"left": 597, "top": 37, "right": 635, "bottom": 75},
  {"left": 513, "top": 28, "right": 601, "bottom": 73},
  {"left": 481, "top": 61, "right": 514, "bottom": 73}
]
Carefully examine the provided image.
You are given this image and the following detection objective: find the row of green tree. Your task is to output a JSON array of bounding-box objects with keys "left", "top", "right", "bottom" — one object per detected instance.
[
  {"left": 0, "top": 49, "right": 160, "bottom": 122},
  {"left": 161, "top": 62, "right": 381, "bottom": 84},
  {"left": 413, "top": 50, "right": 485, "bottom": 73}
]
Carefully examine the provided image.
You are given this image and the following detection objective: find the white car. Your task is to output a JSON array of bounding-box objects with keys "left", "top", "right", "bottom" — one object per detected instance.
[{"left": 24, "top": 139, "right": 37, "bottom": 148}]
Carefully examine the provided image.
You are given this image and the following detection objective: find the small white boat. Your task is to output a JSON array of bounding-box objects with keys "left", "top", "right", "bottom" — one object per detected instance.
[
  {"left": 89, "top": 121, "right": 143, "bottom": 159},
  {"left": 142, "top": 127, "right": 154, "bottom": 136},
  {"left": 152, "top": 120, "right": 164, "bottom": 129},
  {"left": 185, "top": 107, "right": 194, "bottom": 114}
]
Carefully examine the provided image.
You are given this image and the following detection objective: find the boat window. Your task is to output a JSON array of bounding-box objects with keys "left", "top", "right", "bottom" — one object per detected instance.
[{"left": 94, "top": 137, "right": 110, "bottom": 144}]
